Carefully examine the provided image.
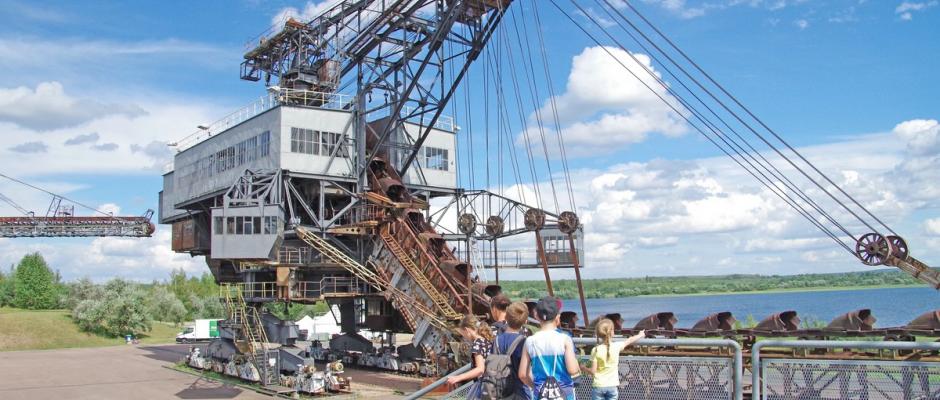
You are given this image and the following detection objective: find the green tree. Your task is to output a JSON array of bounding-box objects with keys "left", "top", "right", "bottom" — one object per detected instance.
[
  {"left": 72, "top": 279, "right": 152, "bottom": 337},
  {"left": 147, "top": 286, "right": 187, "bottom": 325},
  {"left": 188, "top": 293, "right": 224, "bottom": 319},
  {"left": 13, "top": 253, "right": 58, "bottom": 310},
  {"left": 64, "top": 277, "right": 102, "bottom": 310},
  {"left": 0, "top": 266, "right": 13, "bottom": 307}
]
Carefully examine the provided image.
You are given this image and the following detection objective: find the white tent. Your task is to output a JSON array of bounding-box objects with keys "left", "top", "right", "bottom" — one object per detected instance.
[{"left": 296, "top": 305, "right": 342, "bottom": 340}]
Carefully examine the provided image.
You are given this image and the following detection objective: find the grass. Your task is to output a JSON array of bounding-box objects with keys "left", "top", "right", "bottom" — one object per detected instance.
[{"left": 0, "top": 307, "right": 180, "bottom": 351}]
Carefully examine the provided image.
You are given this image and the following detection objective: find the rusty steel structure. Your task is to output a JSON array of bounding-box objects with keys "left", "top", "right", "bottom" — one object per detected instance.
[
  {"left": 0, "top": 175, "right": 155, "bottom": 238},
  {"left": 158, "top": 0, "right": 940, "bottom": 392}
]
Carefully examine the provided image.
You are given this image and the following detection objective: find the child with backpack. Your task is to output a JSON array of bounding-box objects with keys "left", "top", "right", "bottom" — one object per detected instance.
[
  {"left": 482, "top": 301, "right": 533, "bottom": 400},
  {"left": 446, "top": 314, "right": 494, "bottom": 399},
  {"left": 581, "top": 319, "right": 646, "bottom": 400},
  {"left": 518, "top": 296, "right": 581, "bottom": 400}
]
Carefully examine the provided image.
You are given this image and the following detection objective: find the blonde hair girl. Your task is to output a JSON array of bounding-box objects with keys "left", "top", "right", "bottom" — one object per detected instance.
[
  {"left": 581, "top": 319, "right": 645, "bottom": 400},
  {"left": 446, "top": 315, "right": 494, "bottom": 399}
]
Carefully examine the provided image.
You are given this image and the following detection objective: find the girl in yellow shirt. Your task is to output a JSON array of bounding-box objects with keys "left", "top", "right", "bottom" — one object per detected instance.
[{"left": 581, "top": 319, "right": 645, "bottom": 400}]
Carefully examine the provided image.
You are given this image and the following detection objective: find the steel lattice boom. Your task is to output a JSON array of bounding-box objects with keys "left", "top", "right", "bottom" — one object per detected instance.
[{"left": 0, "top": 214, "right": 155, "bottom": 238}]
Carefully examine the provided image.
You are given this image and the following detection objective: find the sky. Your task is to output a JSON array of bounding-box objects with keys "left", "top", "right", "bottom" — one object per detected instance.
[{"left": 0, "top": 0, "right": 938, "bottom": 282}]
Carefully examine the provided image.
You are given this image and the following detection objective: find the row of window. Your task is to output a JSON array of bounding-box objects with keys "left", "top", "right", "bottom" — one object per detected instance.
[
  {"left": 213, "top": 216, "right": 280, "bottom": 236},
  {"left": 288, "top": 127, "right": 450, "bottom": 172},
  {"left": 181, "top": 131, "right": 271, "bottom": 182},
  {"left": 290, "top": 128, "right": 349, "bottom": 157},
  {"left": 424, "top": 147, "right": 449, "bottom": 171}
]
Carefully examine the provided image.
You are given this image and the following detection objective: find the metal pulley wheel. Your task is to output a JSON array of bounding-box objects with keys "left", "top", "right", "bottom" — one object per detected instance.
[
  {"left": 524, "top": 208, "right": 546, "bottom": 231},
  {"left": 485, "top": 215, "right": 504, "bottom": 236},
  {"left": 855, "top": 233, "right": 895, "bottom": 266},
  {"left": 886, "top": 235, "right": 909, "bottom": 260},
  {"left": 457, "top": 213, "right": 477, "bottom": 235},
  {"left": 557, "top": 211, "right": 579, "bottom": 234}
]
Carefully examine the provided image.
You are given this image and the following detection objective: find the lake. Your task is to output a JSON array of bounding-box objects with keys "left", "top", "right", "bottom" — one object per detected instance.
[{"left": 560, "top": 286, "right": 939, "bottom": 328}]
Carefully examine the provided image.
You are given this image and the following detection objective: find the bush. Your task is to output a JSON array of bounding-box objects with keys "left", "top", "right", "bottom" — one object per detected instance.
[
  {"left": 188, "top": 293, "right": 224, "bottom": 319},
  {"left": 64, "top": 277, "right": 102, "bottom": 310},
  {"left": 147, "top": 286, "right": 187, "bottom": 324},
  {"left": 73, "top": 279, "right": 152, "bottom": 337},
  {"left": 13, "top": 253, "right": 58, "bottom": 310},
  {"left": 0, "top": 266, "right": 15, "bottom": 307}
]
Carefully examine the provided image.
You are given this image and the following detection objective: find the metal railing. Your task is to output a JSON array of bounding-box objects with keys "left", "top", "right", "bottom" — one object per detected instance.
[
  {"left": 752, "top": 340, "right": 940, "bottom": 400},
  {"left": 401, "top": 105, "right": 455, "bottom": 132},
  {"left": 454, "top": 248, "right": 585, "bottom": 269},
  {"left": 410, "top": 338, "right": 742, "bottom": 400},
  {"left": 167, "top": 88, "right": 355, "bottom": 155}
]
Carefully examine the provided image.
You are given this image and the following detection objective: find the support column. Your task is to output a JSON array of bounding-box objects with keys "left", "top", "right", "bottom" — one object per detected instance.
[
  {"left": 534, "top": 230, "right": 554, "bottom": 296},
  {"left": 568, "top": 234, "right": 589, "bottom": 327},
  {"left": 493, "top": 240, "right": 499, "bottom": 285}
]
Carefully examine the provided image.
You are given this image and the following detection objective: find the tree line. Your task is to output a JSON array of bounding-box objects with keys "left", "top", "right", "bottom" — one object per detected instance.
[
  {"left": 498, "top": 269, "right": 924, "bottom": 300},
  {"left": 0, "top": 253, "right": 223, "bottom": 337},
  {"left": 0, "top": 252, "right": 329, "bottom": 338}
]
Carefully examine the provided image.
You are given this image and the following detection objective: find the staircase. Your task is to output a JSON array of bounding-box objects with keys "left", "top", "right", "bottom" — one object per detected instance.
[
  {"left": 295, "top": 226, "right": 454, "bottom": 355},
  {"left": 380, "top": 229, "right": 462, "bottom": 320},
  {"left": 221, "top": 284, "right": 277, "bottom": 385}
]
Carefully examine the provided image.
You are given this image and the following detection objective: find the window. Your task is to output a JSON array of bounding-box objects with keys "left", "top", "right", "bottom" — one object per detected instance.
[
  {"left": 235, "top": 217, "right": 244, "bottom": 235},
  {"left": 226, "top": 217, "right": 235, "bottom": 235},
  {"left": 291, "top": 127, "right": 319, "bottom": 155},
  {"left": 264, "top": 216, "right": 278, "bottom": 234},
  {"left": 213, "top": 217, "right": 223, "bottom": 235},
  {"left": 243, "top": 217, "right": 253, "bottom": 235},
  {"left": 253, "top": 217, "right": 261, "bottom": 234},
  {"left": 321, "top": 132, "right": 348, "bottom": 158},
  {"left": 259, "top": 131, "right": 270, "bottom": 157},
  {"left": 424, "top": 147, "right": 449, "bottom": 171}
]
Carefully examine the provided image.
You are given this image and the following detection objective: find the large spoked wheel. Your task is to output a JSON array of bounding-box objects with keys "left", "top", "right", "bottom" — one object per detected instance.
[
  {"left": 886, "top": 235, "right": 908, "bottom": 260},
  {"left": 855, "top": 233, "right": 894, "bottom": 266},
  {"left": 457, "top": 213, "right": 477, "bottom": 235}
]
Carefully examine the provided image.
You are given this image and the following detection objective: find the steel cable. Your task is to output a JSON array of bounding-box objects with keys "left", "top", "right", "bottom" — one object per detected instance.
[
  {"left": 549, "top": 0, "right": 855, "bottom": 254},
  {"left": 608, "top": 0, "right": 896, "bottom": 237}
]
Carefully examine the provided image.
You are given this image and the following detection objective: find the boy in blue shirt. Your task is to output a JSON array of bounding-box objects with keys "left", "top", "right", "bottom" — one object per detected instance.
[{"left": 518, "top": 296, "right": 581, "bottom": 400}]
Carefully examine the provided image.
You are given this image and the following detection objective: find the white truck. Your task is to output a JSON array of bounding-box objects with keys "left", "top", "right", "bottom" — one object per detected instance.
[{"left": 176, "top": 319, "right": 221, "bottom": 343}]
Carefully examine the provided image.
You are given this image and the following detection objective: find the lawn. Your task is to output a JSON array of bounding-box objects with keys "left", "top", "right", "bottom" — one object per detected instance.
[{"left": 0, "top": 307, "right": 180, "bottom": 351}]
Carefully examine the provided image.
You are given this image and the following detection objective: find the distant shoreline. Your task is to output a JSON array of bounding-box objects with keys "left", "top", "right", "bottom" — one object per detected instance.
[
  {"left": 496, "top": 269, "right": 930, "bottom": 300},
  {"left": 632, "top": 283, "right": 922, "bottom": 299}
]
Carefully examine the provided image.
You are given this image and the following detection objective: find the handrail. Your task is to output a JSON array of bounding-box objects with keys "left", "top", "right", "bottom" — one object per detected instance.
[
  {"left": 751, "top": 340, "right": 940, "bottom": 400},
  {"left": 167, "top": 88, "right": 355, "bottom": 155},
  {"left": 403, "top": 363, "right": 472, "bottom": 400},
  {"left": 572, "top": 337, "right": 743, "bottom": 400}
]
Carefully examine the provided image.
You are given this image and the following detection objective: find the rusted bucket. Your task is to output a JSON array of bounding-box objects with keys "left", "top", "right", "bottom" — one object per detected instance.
[
  {"left": 755, "top": 311, "right": 800, "bottom": 332},
  {"left": 691, "top": 312, "right": 736, "bottom": 332},
  {"left": 827, "top": 309, "right": 876, "bottom": 331}
]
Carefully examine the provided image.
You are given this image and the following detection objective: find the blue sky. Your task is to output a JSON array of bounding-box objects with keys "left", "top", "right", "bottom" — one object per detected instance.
[{"left": 0, "top": 0, "right": 938, "bottom": 282}]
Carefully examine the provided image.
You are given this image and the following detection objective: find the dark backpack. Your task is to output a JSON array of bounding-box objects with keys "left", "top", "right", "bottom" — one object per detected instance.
[{"left": 479, "top": 335, "right": 525, "bottom": 400}]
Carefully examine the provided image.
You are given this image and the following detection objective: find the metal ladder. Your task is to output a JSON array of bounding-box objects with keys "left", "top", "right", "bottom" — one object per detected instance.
[
  {"left": 221, "top": 284, "right": 276, "bottom": 385},
  {"left": 380, "top": 229, "right": 462, "bottom": 321}
]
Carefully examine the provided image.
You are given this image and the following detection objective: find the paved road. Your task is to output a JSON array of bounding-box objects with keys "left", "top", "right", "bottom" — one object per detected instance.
[{"left": 0, "top": 344, "right": 268, "bottom": 400}]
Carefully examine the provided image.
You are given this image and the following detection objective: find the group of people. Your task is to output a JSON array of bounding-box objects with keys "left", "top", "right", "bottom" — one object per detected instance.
[{"left": 444, "top": 294, "right": 646, "bottom": 400}]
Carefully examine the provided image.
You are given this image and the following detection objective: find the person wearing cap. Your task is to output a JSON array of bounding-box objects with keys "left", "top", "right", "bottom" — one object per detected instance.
[{"left": 518, "top": 296, "right": 581, "bottom": 400}]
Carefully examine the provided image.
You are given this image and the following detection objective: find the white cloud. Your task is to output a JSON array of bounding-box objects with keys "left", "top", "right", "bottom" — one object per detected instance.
[
  {"left": 893, "top": 119, "right": 939, "bottom": 155},
  {"left": 794, "top": 19, "right": 810, "bottom": 29},
  {"left": 527, "top": 46, "right": 687, "bottom": 156},
  {"left": 926, "top": 218, "right": 940, "bottom": 236},
  {"left": 0, "top": 82, "right": 224, "bottom": 177},
  {"left": 895, "top": 1, "right": 938, "bottom": 20},
  {"left": 271, "top": 1, "right": 341, "bottom": 28},
  {"left": 496, "top": 118, "right": 940, "bottom": 280},
  {"left": 0, "top": 82, "right": 145, "bottom": 131},
  {"left": 0, "top": 227, "right": 206, "bottom": 282}
]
